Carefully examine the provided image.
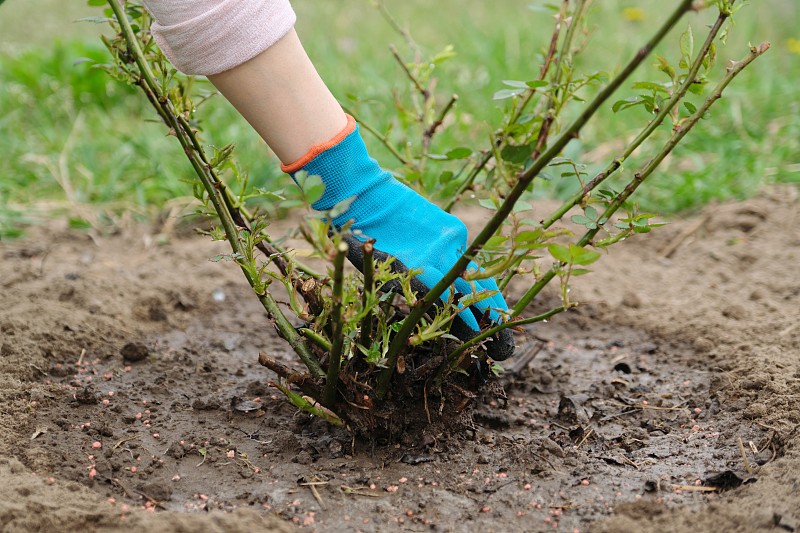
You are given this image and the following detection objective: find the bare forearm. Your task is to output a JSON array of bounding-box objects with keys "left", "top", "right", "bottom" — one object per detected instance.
[
  {"left": 142, "top": 0, "right": 346, "bottom": 163},
  {"left": 208, "top": 29, "right": 347, "bottom": 164}
]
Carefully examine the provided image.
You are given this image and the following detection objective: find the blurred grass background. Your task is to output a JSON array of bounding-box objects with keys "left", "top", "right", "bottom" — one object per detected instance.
[{"left": 0, "top": 0, "right": 798, "bottom": 238}]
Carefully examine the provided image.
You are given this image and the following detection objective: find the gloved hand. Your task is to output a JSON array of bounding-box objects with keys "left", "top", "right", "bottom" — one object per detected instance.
[{"left": 282, "top": 115, "right": 515, "bottom": 360}]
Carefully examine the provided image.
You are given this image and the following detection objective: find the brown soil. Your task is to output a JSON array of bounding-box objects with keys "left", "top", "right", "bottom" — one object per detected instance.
[{"left": 1, "top": 187, "right": 798, "bottom": 533}]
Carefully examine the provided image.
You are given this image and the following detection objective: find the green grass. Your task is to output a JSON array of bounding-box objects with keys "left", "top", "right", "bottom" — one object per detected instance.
[{"left": 0, "top": 0, "right": 798, "bottom": 237}]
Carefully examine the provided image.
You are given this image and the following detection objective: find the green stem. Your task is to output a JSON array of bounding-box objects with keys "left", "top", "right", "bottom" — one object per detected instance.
[
  {"left": 424, "top": 94, "right": 458, "bottom": 141},
  {"left": 497, "top": 255, "right": 527, "bottom": 292},
  {"left": 531, "top": 0, "right": 587, "bottom": 160},
  {"left": 299, "top": 328, "right": 332, "bottom": 352},
  {"left": 444, "top": 1, "right": 570, "bottom": 214},
  {"left": 324, "top": 241, "right": 349, "bottom": 407},
  {"left": 358, "top": 241, "right": 375, "bottom": 351},
  {"left": 512, "top": 41, "right": 770, "bottom": 315},
  {"left": 540, "top": 6, "right": 732, "bottom": 232},
  {"left": 509, "top": 0, "right": 567, "bottom": 126},
  {"left": 582, "top": 42, "right": 770, "bottom": 248},
  {"left": 447, "top": 306, "right": 566, "bottom": 363},
  {"left": 342, "top": 105, "right": 410, "bottom": 166},
  {"left": 443, "top": 150, "right": 492, "bottom": 212},
  {"left": 107, "top": 1, "right": 322, "bottom": 377},
  {"left": 376, "top": 0, "right": 693, "bottom": 399},
  {"left": 389, "top": 44, "right": 429, "bottom": 98}
]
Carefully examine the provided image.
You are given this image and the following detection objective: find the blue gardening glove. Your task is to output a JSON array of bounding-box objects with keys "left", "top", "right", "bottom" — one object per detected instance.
[{"left": 283, "top": 116, "right": 514, "bottom": 360}]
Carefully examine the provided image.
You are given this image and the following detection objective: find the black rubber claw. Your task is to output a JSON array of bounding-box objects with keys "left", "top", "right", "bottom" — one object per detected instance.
[
  {"left": 343, "top": 234, "right": 516, "bottom": 361},
  {"left": 450, "top": 311, "right": 516, "bottom": 361}
]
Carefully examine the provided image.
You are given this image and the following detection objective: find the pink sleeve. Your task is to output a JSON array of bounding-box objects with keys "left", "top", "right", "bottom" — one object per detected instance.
[{"left": 142, "top": 0, "right": 297, "bottom": 76}]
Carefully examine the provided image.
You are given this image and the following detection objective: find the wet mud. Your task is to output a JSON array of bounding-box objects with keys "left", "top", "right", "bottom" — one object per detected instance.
[{"left": 1, "top": 187, "right": 798, "bottom": 532}]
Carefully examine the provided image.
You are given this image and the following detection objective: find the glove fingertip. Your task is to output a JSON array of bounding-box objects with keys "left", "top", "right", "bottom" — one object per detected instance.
[{"left": 485, "top": 328, "right": 516, "bottom": 361}]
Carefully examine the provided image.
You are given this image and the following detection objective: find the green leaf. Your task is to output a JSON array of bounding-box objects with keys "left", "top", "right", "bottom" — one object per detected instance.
[
  {"left": 446, "top": 147, "right": 473, "bottom": 159},
  {"left": 612, "top": 96, "right": 644, "bottom": 113},
  {"left": 515, "top": 230, "right": 543, "bottom": 244},
  {"left": 478, "top": 198, "right": 498, "bottom": 210},
  {"left": 493, "top": 88, "right": 525, "bottom": 100},
  {"left": 640, "top": 94, "right": 656, "bottom": 113},
  {"left": 683, "top": 101, "right": 697, "bottom": 114},
  {"left": 513, "top": 201, "right": 533, "bottom": 213},
  {"left": 484, "top": 235, "right": 508, "bottom": 249},
  {"left": 688, "top": 79, "right": 707, "bottom": 95},
  {"left": 570, "top": 215, "right": 597, "bottom": 229},
  {"left": 490, "top": 363, "right": 505, "bottom": 377},
  {"left": 526, "top": 80, "right": 549, "bottom": 89},
  {"left": 431, "top": 44, "right": 456, "bottom": 64},
  {"left": 548, "top": 244, "right": 572, "bottom": 263},
  {"left": 569, "top": 245, "right": 601, "bottom": 266},
  {"left": 500, "top": 143, "right": 533, "bottom": 164},
  {"left": 254, "top": 188, "right": 287, "bottom": 201},
  {"left": 295, "top": 172, "right": 326, "bottom": 205},
  {"left": 631, "top": 81, "right": 670, "bottom": 94},
  {"left": 680, "top": 24, "right": 694, "bottom": 66},
  {"left": 547, "top": 157, "right": 575, "bottom": 167},
  {"left": 329, "top": 196, "right": 356, "bottom": 219},
  {"left": 502, "top": 80, "right": 529, "bottom": 89},
  {"left": 210, "top": 143, "right": 235, "bottom": 168},
  {"left": 596, "top": 188, "right": 618, "bottom": 200},
  {"left": 549, "top": 243, "right": 601, "bottom": 265},
  {"left": 87, "top": 0, "right": 106, "bottom": 5},
  {"left": 655, "top": 55, "right": 677, "bottom": 81},
  {"left": 702, "top": 42, "right": 717, "bottom": 72}
]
